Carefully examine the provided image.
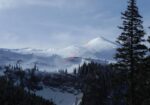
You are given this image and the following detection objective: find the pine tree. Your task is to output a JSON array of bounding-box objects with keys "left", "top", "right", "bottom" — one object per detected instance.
[
  {"left": 27, "top": 64, "right": 41, "bottom": 93},
  {"left": 80, "top": 63, "right": 112, "bottom": 105},
  {"left": 115, "top": 0, "right": 147, "bottom": 105},
  {"left": 148, "top": 36, "right": 150, "bottom": 48},
  {"left": 138, "top": 35, "right": 150, "bottom": 105},
  {"left": 146, "top": 35, "right": 150, "bottom": 66}
]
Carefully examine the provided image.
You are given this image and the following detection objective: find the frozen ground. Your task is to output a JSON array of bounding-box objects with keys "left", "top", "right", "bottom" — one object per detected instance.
[{"left": 36, "top": 87, "right": 82, "bottom": 105}]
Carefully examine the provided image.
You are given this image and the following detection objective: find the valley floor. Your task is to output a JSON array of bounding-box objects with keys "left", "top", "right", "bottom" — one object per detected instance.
[{"left": 36, "top": 87, "right": 82, "bottom": 105}]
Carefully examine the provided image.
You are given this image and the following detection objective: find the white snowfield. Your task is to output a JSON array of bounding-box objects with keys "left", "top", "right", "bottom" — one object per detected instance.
[{"left": 36, "top": 87, "right": 82, "bottom": 105}]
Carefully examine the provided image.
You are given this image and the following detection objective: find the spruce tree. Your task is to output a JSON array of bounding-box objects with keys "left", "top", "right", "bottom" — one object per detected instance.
[
  {"left": 140, "top": 35, "right": 150, "bottom": 105},
  {"left": 80, "top": 63, "right": 112, "bottom": 105},
  {"left": 115, "top": 0, "right": 147, "bottom": 105},
  {"left": 148, "top": 36, "right": 150, "bottom": 46}
]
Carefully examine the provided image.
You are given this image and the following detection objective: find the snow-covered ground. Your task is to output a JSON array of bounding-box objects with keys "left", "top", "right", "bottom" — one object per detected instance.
[{"left": 36, "top": 87, "right": 82, "bottom": 105}]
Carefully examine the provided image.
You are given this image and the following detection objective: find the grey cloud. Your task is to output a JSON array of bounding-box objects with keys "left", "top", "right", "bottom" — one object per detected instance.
[{"left": 0, "top": 0, "right": 93, "bottom": 10}]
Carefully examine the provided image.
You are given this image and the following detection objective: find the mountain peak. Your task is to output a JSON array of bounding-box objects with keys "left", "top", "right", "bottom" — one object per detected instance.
[
  {"left": 87, "top": 37, "right": 105, "bottom": 44},
  {"left": 84, "top": 37, "right": 117, "bottom": 51}
]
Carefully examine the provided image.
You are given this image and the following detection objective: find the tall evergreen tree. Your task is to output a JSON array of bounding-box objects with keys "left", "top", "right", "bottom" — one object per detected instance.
[
  {"left": 115, "top": 0, "right": 147, "bottom": 105},
  {"left": 80, "top": 63, "right": 112, "bottom": 105},
  {"left": 146, "top": 35, "right": 150, "bottom": 65},
  {"left": 27, "top": 64, "right": 41, "bottom": 92},
  {"left": 140, "top": 35, "right": 150, "bottom": 105},
  {"left": 148, "top": 36, "right": 150, "bottom": 47}
]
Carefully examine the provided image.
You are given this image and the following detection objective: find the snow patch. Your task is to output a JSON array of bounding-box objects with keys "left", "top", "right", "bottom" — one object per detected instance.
[{"left": 36, "top": 87, "right": 81, "bottom": 105}]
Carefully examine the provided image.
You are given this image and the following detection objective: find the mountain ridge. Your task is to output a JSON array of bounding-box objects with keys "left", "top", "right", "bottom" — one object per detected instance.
[
  {"left": 8, "top": 37, "right": 117, "bottom": 58},
  {"left": 0, "top": 37, "right": 117, "bottom": 72}
]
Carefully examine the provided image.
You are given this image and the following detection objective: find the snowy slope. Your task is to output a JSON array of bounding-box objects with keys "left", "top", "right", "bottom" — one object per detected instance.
[
  {"left": 36, "top": 87, "right": 81, "bottom": 105},
  {"left": 12, "top": 48, "right": 56, "bottom": 56},
  {"left": 57, "top": 37, "right": 117, "bottom": 59},
  {"left": 83, "top": 37, "right": 117, "bottom": 60},
  {"left": 84, "top": 37, "right": 116, "bottom": 51}
]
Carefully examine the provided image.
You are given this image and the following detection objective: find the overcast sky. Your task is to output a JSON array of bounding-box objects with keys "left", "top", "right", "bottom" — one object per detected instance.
[{"left": 0, "top": 0, "right": 150, "bottom": 49}]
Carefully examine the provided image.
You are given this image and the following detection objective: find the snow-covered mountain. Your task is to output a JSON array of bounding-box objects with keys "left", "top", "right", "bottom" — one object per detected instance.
[
  {"left": 0, "top": 37, "right": 117, "bottom": 72},
  {"left": 84, "top": 37, "right": 116, "bottom": 51},
  {"left": 55, "top": 37, "right": 117, "bottom": 59}
]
